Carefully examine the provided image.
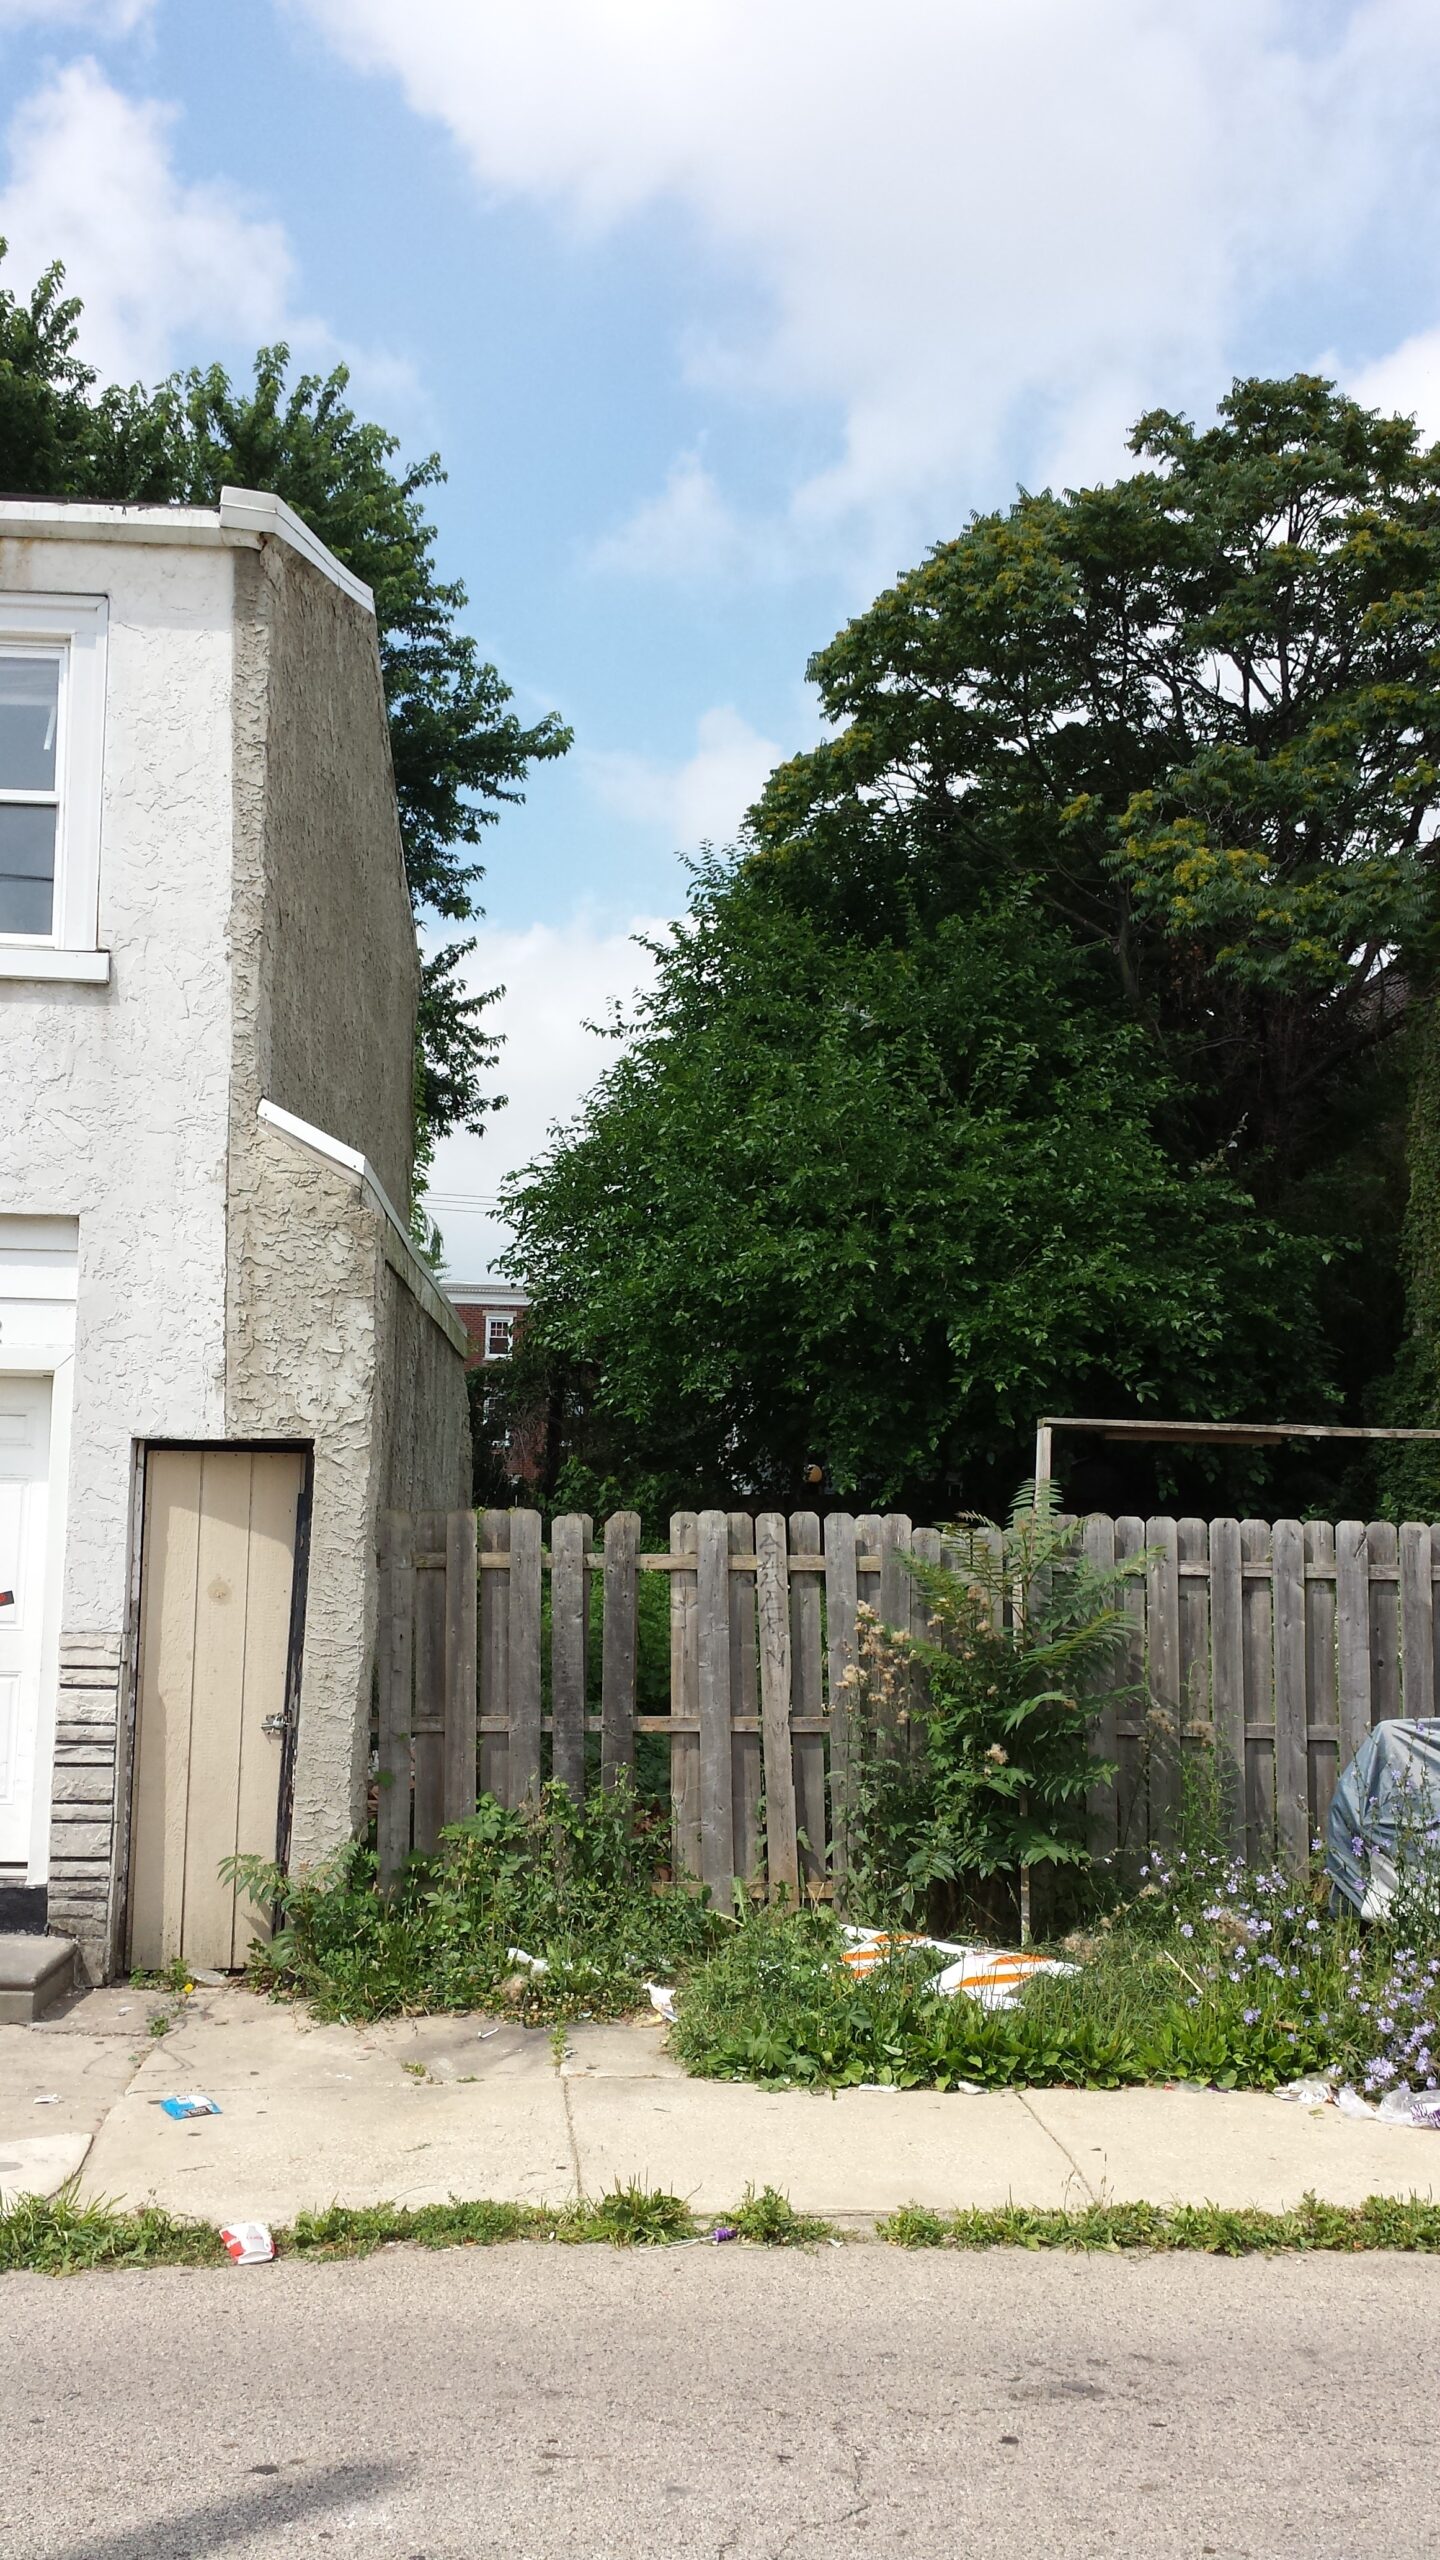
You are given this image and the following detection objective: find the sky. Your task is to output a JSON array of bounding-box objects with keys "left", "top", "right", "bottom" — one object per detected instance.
[{"left": 4, "top": 0, "right": 1440, "bottom": 1276}]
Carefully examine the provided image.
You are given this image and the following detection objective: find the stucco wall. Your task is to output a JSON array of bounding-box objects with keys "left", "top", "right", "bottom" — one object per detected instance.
[
  {"left": 225, "top": 543, "right": 469, "bottom": 1866},
  {"left": 0, "top": 536, "right": 235, "bottom": 1636},
  {"left": 231, "top": 542, "right": 417, "bottom": 1209}
]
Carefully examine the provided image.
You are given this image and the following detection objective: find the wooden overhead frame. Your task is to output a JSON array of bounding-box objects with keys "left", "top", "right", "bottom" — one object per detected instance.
[{"left": 1033, "top": 1415, "right": 1440, "bottom": 1490}]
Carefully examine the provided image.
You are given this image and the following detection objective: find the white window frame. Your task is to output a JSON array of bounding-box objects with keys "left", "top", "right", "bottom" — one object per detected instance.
[
  {"left": 0, "top": 594, "right": 108, "bottom": 981},
  {"left": 486, "top": 1316, "right": 515, "bottom": 1360}
]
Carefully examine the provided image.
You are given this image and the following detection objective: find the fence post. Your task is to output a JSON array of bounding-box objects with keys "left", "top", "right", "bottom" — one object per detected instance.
[
  {"left": 412, "top": 1508, "right": 446, "bottom": 1855},
  {"left": 1400, "top": 1522, "right": 1436, "bottom": 1721},
  {"left": 443, "top": 1508, "right": 478, "bottom": 1827},
  {"left": 728, "top": 1512, "right": 762, "bottom": 1889},
  {"left": 824, "top": 1512, "right": 859, "bottom": 1894},
  {"left": 1145, "top": 1515, "right": 1181, "bottom": 1850},
  {"left": 1368, "top": 1520, "right": 1400, "bottom": 1724},
  {"left": 756, "top": 1511, "right": 799, "bottom": 1895},
  {"left": 509, "top": 1507, "right": 544, "bottom": 1802},
  {"left": 1209, "top": 1518, "right": 1246, "bottom": 1858},
  {"left": 601, "top": 1511, "right": 639, "bottom": 1787},
  {"left": 1273, "top": 1519, "right": 1309, "bottom": 1870},
  {"left": 1336, "top": 1523, "right": 1371, "bottom": 1774},
  {"left": 669, "top": 1512, "right": 701, "bottom": 1878},
  {"left": 1241, "top": 1520, "right": 1274, "bottom": 1864},
  {"left": 1304, "top": 1520, "right": 1338, "bottom": 1845},
  {"left": 377, "top": 1510, "right": 413, "bottom": 1885},
  {"left": 550, "top": 1513, "right": 590, "bottom": 1801},
  {"left": 479, "top": 1509, "right": 511, "bottom": 1807},
  {"left": 697, "top": 1509, "right": 734, "bottom": 1900},
  {"left": 789, "top": 1511, "right": 826, "bottom": 1886},
  {"left": 1082, "top": 1514, "right": 1118, "bottom": 1861}
]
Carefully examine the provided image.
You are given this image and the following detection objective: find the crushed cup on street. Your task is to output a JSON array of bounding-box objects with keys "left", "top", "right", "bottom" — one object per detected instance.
[{"left": 219, "top": 2221, "right": 275, "bottom": 2265}]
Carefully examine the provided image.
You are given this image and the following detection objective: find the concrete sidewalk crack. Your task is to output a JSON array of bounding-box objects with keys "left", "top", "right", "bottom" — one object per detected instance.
[
  {"left": 1016, "top": 2089, "right": 1097, "bottom": 2203},
  {"left": 560, "top": 2071, "right": 585, "bottom": 2205}
]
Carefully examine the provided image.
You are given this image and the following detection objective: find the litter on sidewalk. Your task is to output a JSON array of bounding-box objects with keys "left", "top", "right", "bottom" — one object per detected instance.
[
  {"left": 647, "top": 1984, "right": 678, "bottom": 2023},
  {"left": 157, "top": 2094, "right": 221, "bottom": 2120},
  {"left": 840, "top": 1928, "right": 1076, "bottom": 2009},
  {"left": 1276, "top": 2077, "right": 1440, "bottom": 2128},
  {"left": 219, "top": 2220, "right": 274, "bottom": 2264}
]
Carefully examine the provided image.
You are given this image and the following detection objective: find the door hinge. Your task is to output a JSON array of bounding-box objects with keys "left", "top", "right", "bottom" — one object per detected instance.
[{"left": 261, "top": 1713, "right": 289, "bottom": 1737}]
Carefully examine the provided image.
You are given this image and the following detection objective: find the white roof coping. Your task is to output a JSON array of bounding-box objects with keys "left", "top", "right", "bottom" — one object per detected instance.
[
  {"left": 444, "top": 1279, "right": 529, "bottom": 1305},
  {"left": 0, "top": 487, "right": 373, "bottom": 616},
  {"left": 257, "top": 1099, "right": 467, "bottom": 1355}
]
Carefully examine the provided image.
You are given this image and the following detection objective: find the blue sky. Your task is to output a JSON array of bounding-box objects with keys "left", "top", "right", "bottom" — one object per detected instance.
[{"left": 4, "top": 0, "right": 1440, "bottom": 1273}]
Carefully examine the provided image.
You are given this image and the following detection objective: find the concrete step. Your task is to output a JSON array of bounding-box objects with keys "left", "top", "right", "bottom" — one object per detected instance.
[{"left": 0, "top": 1933, "right": 77, "bottom": 2024}]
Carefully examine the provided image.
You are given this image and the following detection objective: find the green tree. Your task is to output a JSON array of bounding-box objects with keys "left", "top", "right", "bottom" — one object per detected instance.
[
  {"left": 506, "top": 866, "right": 1325, "bottom": 1515},
  {"left": 511, "top": 375, "right": 1440, "bottom": 1513},
  {"left": 752, "top": 377, "right": 1440, "bottom": 1195},
  {"left": 0, "top": 250, "right": 570, "bottom": 1170}
]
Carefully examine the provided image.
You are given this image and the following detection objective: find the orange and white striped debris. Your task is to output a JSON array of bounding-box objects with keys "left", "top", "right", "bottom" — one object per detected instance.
[{"left": 840, "top": 1927, "right": 1075, "bottom": 2009}]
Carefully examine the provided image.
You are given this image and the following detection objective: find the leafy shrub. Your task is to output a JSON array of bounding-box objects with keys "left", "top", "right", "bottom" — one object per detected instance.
[
  {"left": 843, "top": 1483, "right": 1142, "bottom": 1930},
  {"left": 226, "top": 1779, "right": 722, "bottom": 2022}
]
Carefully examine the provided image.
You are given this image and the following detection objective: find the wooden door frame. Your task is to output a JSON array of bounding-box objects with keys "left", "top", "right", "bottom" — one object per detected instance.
[{"left": 121, "top": 1438, "right": 314, "bottom": 1964}]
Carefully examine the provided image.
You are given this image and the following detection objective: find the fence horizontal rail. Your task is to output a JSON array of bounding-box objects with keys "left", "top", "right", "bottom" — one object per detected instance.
[{"left": 376, "top": 1508, "right": 1440, "bottom": 1894}]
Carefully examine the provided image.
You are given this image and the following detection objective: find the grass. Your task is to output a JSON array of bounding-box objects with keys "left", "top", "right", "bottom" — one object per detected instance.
[
  {"left": 0, "top": 2181, "right": 828, "bottom": 2273},
  {"left": 8, "top": 2183, "right": 1440, "bottom": 2274},
  {"left": 876, "top": 2195, "right": 1440, "bottom": 2252}
]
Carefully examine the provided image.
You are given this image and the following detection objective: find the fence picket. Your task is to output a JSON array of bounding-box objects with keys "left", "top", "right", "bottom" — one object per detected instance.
[
  {"left": 756, "top": 1512, "right": 799, "bottom": 1894},
  {"left": 1336, "top": 1522, "right": 1371, "bottom": 1773},
  {"left": 550, "top": 1512, "right": 590, "bottom": 1801},
  {"left": 824, "top": 1512, "right": 859, "bottom": 1890},
  {"left": 1145, "top": 1516, "right": 1181, "bottom": 1850},
  {"left": 1209, "top": 1518, "right": 1246, "bottom": 1858},
  {"left": 1082, "top": 1514, "right": 1118, "bottom": 1860},
  {"left": 1368, "top": 1521, "right": 1401, "bottom": 1724},
  {"left": 380, "top": 1500, "right": 1439, "bottom": 1899},
  {"left": 1241, "top": 1521, "right": 1274, "bottom": 1865},
  {"left": 728, "top": 1511, "right": 763, "bottom": 1890},
  {"left": 1399, "top": 1522, "right": 1436, "bottom": 1722},
  {"left": 508, "top": 1507, "right": 543, "bottom": 1804},
  {"left": 377, "top": 1510, "right": 413, "bottom": 1885},
  {"left": 479, "top": 1509, "right": 510, "bottom": 1808},
  {"left": 696, "top": 1510, "right": 734, "bottom": 1899},
  {"left": 790, "top": 1512, "right": 827, "bottom": 1885},
  {"left": 601, "top": 1511, "right": 640, "bottom": 1787},
  {"left": 1272, "top": 1519, "right": 1309, "bottom": 1871},
  {"left": 1114, "top": 1516, "right": 1147, "bottom": 1848},
  {"left": 443, "top": 1507, "right": 478, "bottom": 1826},
  {"left": 1305, "top": 1521, "right": 1338, "bottom": 1841},
  {"left": 412, "top": 1509, "right": 447, "bottom": 1852},
  {"left": 669, "top": 1512, "right": 701, "bottom": 1879}
]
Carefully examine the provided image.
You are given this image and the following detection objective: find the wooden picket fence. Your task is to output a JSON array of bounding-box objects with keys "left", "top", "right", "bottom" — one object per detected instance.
[{"left": 375, "top": 1508, "right": 1440, "bottom": 1890}]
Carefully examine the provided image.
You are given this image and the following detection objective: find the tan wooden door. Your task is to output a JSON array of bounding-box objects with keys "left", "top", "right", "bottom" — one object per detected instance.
[{"left": 129, "top": 1448, "right": 306, "bottom": 1972}]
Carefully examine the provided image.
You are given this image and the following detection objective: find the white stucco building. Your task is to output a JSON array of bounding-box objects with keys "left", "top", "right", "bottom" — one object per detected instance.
[{"left": 0, "top": 490, "right": 470, "bottom": 1982}]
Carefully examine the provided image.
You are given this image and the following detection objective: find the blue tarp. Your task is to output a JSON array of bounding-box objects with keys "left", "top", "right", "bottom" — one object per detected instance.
[{"left": 1325, "top": 1719, "right": 1440, "bottom": 1917}]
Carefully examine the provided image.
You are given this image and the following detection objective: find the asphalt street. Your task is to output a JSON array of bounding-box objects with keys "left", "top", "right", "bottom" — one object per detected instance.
[{"left": 0, "top": 2243, "right": 1428, "bottom": 2558}]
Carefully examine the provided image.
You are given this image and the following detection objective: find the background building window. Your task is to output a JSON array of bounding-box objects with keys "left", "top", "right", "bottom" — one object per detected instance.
[
  {"left": 486, "top": 1316, "right": 514, "bottom": 1360},
  {"left": 0, "top": 652, "right": 61, "bottom": 937}
]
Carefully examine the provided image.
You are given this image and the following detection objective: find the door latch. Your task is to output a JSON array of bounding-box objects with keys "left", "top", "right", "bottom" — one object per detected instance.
[{"left": 261, "top": 1713, "right": 288, "bottom": 1737}]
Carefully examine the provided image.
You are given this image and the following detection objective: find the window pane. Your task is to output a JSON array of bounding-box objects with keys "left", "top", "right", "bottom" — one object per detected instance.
[
  {"left": 0, "top": 655, "right": 60, "bottom": 791},
  {"left": 0, "top": 803, "right": 57, "bottom": 934}
]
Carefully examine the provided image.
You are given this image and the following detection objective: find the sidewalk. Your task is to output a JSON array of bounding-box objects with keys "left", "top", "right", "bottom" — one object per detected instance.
[{"left": 3, "top": 1982, "right": 1438, "bottom": 2224}]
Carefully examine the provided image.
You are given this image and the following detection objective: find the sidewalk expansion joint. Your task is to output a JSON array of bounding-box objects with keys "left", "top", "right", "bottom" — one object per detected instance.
[{"left": 560, "top": 2070, "right": 585, "bottom": 2205}]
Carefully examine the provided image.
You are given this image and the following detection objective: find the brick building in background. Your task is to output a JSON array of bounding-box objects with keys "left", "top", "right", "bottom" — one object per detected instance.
[{"left": 444, "top": 1282, "right": 544, "bottom": 1488}]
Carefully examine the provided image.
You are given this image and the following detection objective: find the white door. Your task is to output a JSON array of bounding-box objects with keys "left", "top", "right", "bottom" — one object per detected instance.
[{"left": 0, "top": 1376, "right": 51, "bottom": 1871}]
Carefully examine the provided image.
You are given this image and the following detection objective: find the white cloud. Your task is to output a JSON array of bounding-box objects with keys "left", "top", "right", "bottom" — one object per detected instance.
[
  {"left": 586, "top": 706, "right": 782, "bottom": 848},
  {"left": 294, "top": 0, "right": 1440, "bottom": 578},
  {"left": 1343, "top": 326, "right": 1440, "bottom": 443},
  {"left": 0, "top": 0, "right": 153, "bottom": 28},
  {"left": 0, "top": 60, "right": 292, "bottom": 381},
  {"left": 424, "top": 911, "right": 665, "bottom": 1280},
  {"left": 589, "top": 451, "right": 766, "bottom": 583}
]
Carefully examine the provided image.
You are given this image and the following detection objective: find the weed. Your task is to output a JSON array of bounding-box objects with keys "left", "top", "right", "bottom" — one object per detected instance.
[
  {"left": 549, "top": 2023, "right": 570, "bottom": 2069},
  {"left": 146, "top": 2007, "right": 173, "bottom": 2040},
  {"left": 400, "top": 2060, "right": 427, "bottom": 2081},
  {"left": 585, "top": 2181, "right": 695, "bottom": 2246},
  {"left": 222, "top": 1778, "right": 722, "bottom": 2025},
  {"left": 727, "top": 2185, "right": 834, "bottom": 2246}
]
